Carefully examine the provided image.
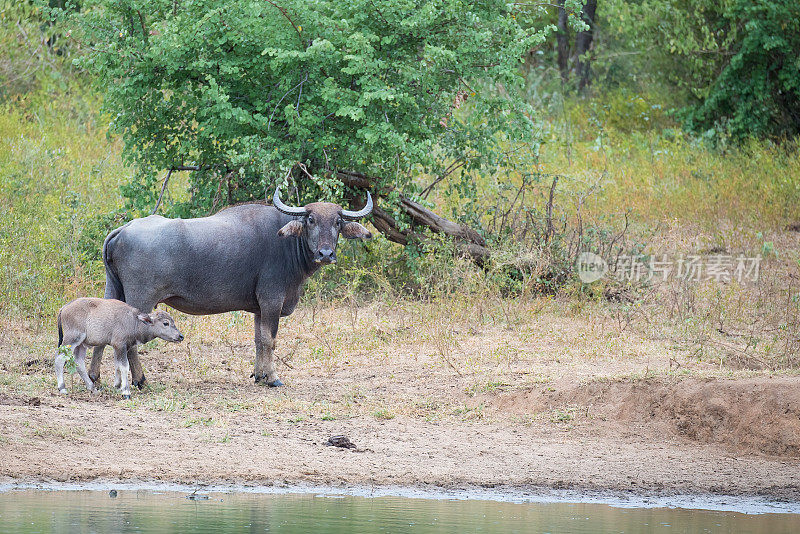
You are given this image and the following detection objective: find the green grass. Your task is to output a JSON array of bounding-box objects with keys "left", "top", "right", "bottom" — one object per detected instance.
[{"left": 0, "top": 87, "right": 129, "bottom": 323}]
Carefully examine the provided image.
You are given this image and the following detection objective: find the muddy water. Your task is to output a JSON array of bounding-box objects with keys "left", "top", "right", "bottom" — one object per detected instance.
[{"left": 0, "top": 489, "right": 798, "bottom": 533}]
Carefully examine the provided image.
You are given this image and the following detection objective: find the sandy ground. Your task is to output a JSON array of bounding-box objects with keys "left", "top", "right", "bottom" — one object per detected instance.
[{"left": 1, "top": 301, "right": 799, "bottom": 500}]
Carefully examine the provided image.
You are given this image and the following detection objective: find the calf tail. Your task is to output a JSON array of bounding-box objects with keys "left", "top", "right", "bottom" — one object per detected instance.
[
  {"left": 57, "top": 309, "right": 63, "bottom": 347},
  {"left": 102, "top": 225, "right": 127, "bottom": 302}
]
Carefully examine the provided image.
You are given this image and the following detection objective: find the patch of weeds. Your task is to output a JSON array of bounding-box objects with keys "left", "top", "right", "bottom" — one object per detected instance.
[
  {"left": 321, "top": 413, "right": 336, "bottom": 421},
  {"left": 510, "top": 414, "right": 536, "bottom": 426},
  {"left": 287, "top": 415, "right": 306, "bottom": 423},
  {"left": 217, "top": 399, "right": 255, "bottom": 413},
  {"left": 372, "top": 408, "right": 395, "bottom": 420},
  {"left": 464, "top": 381, "right": 510, "bottom": 397},
  {"left": 32, "top": 424, "right": 86, "bottom": 439},
  {"left": 451, "top": 403, "right": 485, "bottom": 421},
  {"left": 183, "top": 416, "right": 214, "bottom": 428},
  {"left": 147, "top": 396, "right": 185, "bottom": 412},
  {"left": 219, "top": 433, "right": 231, "bottom": 443},
  {"left": 549, "top": 406, "right": 578, "bottom": 424}
]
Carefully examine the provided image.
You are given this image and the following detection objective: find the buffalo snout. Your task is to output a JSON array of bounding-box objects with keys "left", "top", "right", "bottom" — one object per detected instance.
[{"left": 316, "top": 247, "right": 336, "bottom": 264}]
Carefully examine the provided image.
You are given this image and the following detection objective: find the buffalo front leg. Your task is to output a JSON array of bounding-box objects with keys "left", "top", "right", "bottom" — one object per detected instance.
[
  {"left": 124, "top": 297, "right": 157, "bottom": 389},
  {"left": 89, "top": 340, "right": 145, "bottom": 387},
  {"left": 253, "top": 311, "right": 282, "bottom": 387},
  {"left": 127, "top": 345, "right": 147, "bottom": 389}
]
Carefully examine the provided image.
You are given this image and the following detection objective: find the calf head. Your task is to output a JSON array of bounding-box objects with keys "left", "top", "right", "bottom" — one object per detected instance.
[
  {"left": 138, "top": 309, "right": 184, "bottom": 342},
  {"left": 273, "top": 188, "right": 372, "bottom": 265}
]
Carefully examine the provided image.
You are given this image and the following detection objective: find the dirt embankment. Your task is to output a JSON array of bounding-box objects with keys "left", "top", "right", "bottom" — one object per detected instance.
[{"left": 487, "top": 377, "right": 800, "bottom": 457}]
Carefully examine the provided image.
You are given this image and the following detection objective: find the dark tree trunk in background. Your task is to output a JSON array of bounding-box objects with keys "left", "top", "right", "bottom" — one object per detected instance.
[
  {"left": 551, "top": 0, "right": 598, "bottom": 89},
  {"left": 575, "top": 0, "right": 598, "bottom": 91},
  {"left": 556, "top": 1, "right": 570, "bottom": 83}
]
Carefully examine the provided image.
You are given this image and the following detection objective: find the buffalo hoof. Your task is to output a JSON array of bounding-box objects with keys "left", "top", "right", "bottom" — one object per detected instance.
[
  {"left": 89, "top": 373, "right": 100, "bottom": 384},
  {"left": 254, "top": 374, "right": 284, "bottom": 387},
  {"left": 132, "top": 375, "right": 147, "bottom": 390},
  {"left": 122, "top": 394, "right": 131, "bottom": 400}
]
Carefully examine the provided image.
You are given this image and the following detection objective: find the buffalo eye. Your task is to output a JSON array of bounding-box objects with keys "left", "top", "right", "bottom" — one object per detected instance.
[
  {"left": 163, "top": 321, "right": 169, "bottom": 327},
  {"left": 336, "top": 216, "right": 342, "bottom": 225},
  {"left": 307, "top": 214, "right": 316, "bottom": 225}
]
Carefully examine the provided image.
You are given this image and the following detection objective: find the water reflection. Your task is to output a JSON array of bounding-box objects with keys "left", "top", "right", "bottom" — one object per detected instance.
[{"left": 0, "top": 490, "right": 798, "bottom": 533}]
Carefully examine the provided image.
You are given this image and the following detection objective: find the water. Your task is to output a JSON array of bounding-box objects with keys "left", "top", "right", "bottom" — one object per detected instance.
[{"left": 1, "top": 489, "right": 798, "bottom": 533}]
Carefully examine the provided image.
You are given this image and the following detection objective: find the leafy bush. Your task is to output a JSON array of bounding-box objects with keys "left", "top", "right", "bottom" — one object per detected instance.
[
  {"left": 57, "top": 0, "right": 558, "bottom": 217},
  {"left": 596, "top": 0, "right": 800, "bottom": 140}
]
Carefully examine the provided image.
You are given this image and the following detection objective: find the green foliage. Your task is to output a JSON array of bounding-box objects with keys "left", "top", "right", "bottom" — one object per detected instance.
[
  {"left": 596, "top": 0, "right": 800, "bottom": 139},
  {"left": 0, "top": 81, "right": 128, "bottom": 321},
  {"left": 0, "top": 1, "right": 77, "bottom": 100},
  {"left": 58, "top": 0, "right": 557, "bottom": 216},
  {"left": 679, "top": 0, "right": 800, "bottom": 139}
]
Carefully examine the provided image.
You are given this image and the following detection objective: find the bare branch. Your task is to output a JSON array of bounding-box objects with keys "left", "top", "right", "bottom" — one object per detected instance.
[
  {"left": 263, "top": 1, "right": 304, "bottom": 44},
  {"left": 152, "top": 168, "right": 174, "bottom": 215}
]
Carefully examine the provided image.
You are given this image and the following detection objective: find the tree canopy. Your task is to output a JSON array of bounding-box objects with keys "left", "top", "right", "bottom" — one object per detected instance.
[
  {"left": 595, "top": 0, "right": 800, "bottom": 139},
  {"left": 61, "top": 0, "right": 568, "bottom": 216}
]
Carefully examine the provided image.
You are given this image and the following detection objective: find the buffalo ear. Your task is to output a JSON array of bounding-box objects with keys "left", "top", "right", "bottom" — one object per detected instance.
[
  {"left": 341, "top": 221, "right": 372, "bottom": 240},
  {"left": 278, "top": 220, "right": 304, "bottom": 238},
  {"left": 137, "top": 313, "right": 153, "bottom": 324}
]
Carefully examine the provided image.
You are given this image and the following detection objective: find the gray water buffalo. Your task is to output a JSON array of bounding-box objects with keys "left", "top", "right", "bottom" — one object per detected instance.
[{"left": 88, "top": 189, "right": 372, "bottom": 389}]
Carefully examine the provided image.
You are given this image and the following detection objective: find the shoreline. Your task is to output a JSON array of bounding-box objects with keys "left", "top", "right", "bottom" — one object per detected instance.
[{"left": 2, "top": 479, "right": 799, "bottom": 515}]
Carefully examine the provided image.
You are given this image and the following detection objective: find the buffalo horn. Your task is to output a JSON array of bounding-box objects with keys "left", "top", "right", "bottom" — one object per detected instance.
[
  {"left": 341, "top": 191, "right": 373, "bottom": 220},
  {"left": 272, "top": 188, "right": 308, "bottom": 216}
]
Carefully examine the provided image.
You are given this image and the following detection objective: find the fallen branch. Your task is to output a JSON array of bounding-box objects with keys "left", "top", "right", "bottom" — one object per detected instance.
[{"left": 338, "top": 169, "right": 490, "bottom": 263}]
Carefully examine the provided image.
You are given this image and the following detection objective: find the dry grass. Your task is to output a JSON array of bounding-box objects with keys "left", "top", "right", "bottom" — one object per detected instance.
[{"left": 4, "top": 295, "right": 795, "bottom": 430}]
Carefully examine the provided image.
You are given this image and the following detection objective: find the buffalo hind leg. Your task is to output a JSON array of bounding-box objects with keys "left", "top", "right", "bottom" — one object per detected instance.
[
  {"left": 74, "top": 343, "right": 97, "bottom": 395},
  {"left": 89, "top": 345, "right": 104, "bottom": 384},
  {"left": 114, "top": 344, "right": 132, "bottom": 399},
  {"left": 253, "top": 311, "right": 282, "bottom": 387}
]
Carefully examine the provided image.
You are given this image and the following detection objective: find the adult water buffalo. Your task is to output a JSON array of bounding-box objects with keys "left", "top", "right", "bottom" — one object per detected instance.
[{"left": 88, "top": 189, "right": 372, "bottom": 388}]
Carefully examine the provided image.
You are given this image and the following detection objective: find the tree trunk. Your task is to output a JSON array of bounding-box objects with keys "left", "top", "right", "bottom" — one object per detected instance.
[
  {"left": 556, "top": 1, "right": 570, "bottom": 84},
  {"left": 575, "top": 0, "right": 598, "bottom": 91}
]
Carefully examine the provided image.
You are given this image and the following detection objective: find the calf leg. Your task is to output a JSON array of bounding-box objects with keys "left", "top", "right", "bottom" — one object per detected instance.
[
  {"left": 73, "top": 344, "right": 97, "bottom": 394},
  {"left": 124, "top": 296, "right": 159, "bottom": 389},
  {"left": 55, "top": 350, "right": 68, "bottom": 394},
  {"left": 253, "top": 311, "right": 282, "bottom": 387},
  {"left": 127, "top": 345, "right": 147, "bottom": 389},
  {"left": 114, "top": 345, "right": 132, "bottom": 399}
]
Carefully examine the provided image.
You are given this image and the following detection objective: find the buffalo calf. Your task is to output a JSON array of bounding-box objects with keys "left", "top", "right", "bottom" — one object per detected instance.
[{"left": 56, "top": 298, "right": 183, "bottom": 398}]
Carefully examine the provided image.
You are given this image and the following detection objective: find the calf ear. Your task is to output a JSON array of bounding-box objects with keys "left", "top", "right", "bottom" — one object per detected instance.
[
  {"left": 341, "top": 221, "right": 372, "bottom": 240},
  {"left": 137, "top": 313, "right": 153, "bottom": 324},
  {"left": 278, "top": 220, "right": 304, "bottom": 238}
]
